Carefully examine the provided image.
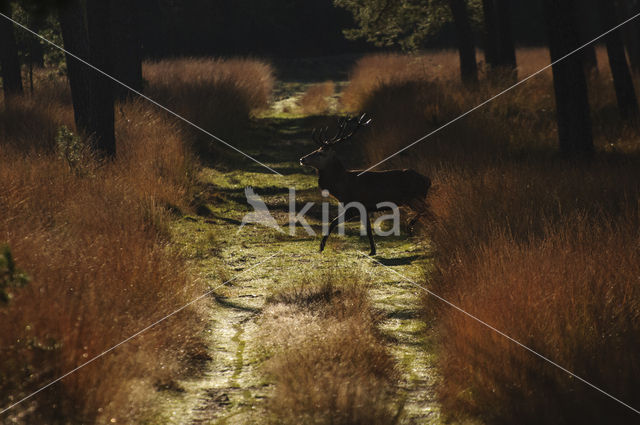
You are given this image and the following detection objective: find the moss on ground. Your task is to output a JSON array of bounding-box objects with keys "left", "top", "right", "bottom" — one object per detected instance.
[{"left": 154, "top": 107, "right": 441, "bottom": 423}]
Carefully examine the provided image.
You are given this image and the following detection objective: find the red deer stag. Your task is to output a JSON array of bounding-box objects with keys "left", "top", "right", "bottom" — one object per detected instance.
[{"left": 299, "top": 114, "right": 431, "bottom": 255}]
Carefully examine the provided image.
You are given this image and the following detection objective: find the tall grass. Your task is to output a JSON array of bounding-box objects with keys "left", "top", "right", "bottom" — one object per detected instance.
[
  {"left": 144, "top": 58, "right": 274, "bottom": 156},
  {"left": 342, "top": 49, "right": 627, "bottom": 172},
  {"left": 0, "top": 57, "right": 274, "bottom": 423},
  {"left": 344, "top": 49, "right": 640, "bottom": 424},
  {"left": 299, "top": 81, "right": 335, "bottom": 115},
  {"left": 262, "top": 271, "right": 402, "bottom": 424}
]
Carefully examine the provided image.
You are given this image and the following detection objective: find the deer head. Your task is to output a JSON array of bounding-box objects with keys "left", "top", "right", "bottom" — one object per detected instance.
[{"left": 299, "top": 114, "right": 372, "bottom": 169}]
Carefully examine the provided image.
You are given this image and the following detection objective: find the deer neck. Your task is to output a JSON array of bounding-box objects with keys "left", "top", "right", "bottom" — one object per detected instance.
[{"left": 318, "top": 159, "right": 348, "bottom": 197}]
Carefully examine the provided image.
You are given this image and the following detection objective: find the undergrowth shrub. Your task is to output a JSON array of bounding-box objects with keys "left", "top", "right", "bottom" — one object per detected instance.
[
  {"left": 299, "top": 81, "right": 335, "bottom": 115},
  {"left": 262, "top": 271, "right": 401, "bottom": 424},
  {"left": 144, "top": 58, "right": 274, "bottom": 157},
  {"left": 343, "top": 49, "right": 640, "bottom": 424},
  {"left": 0, "top": 58, "right": 247, "bottom": 423},
  {"left": 426, "top": 157, "right": 640, "bottom": 425}
]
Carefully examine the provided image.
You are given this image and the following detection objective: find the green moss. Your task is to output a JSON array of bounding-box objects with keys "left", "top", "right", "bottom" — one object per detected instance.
[{"left": 153, "top": 112, "right": 441, "bottom": 424}]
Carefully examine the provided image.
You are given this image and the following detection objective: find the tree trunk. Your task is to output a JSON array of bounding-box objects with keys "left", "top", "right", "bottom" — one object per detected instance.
[
  {"left": 620, "top": 0, "right": 640, "bottom": 73},
  {"left": 581, "top": 44, "right": 599, "bottom": 75},
  {"left": 494, "top": 0, "right": 516, "bottom": 71},
  {"left": 58, "top": 0, "right": 116, "bottom": 158},
  {"left": 85, "top": 0, "right": 115, "bottom": 157},
  {"left": 58, "top": 0, "right": 93, "bottom": 132},
  {"left": 542, "top": 0, "right": 594, "bottom": 156},
  {"left": 111, "top": 0, "right": 143, "bottom": 98},
  {"left": 0, "top": 0, "right": 23, "bottom": 100},
  {"left": 598, "top": 0, "right": 639, "bottom": 121},
  {"left": 575, "top": 0, "right": 599, "bottom": 75},
  {"left": 481, "top": 0, "right": 499, "bottom": 69},
  {"left": 448, "top": 0, "right": 478, "bottom": 86}
]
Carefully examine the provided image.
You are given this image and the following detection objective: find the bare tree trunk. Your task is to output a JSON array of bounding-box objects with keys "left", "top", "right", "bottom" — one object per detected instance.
[
  {"left": 58, "top": 0, "right": 93, "bottom": 131},
  {"left": 111, "top": 0, "right": 143, "bottom": 99},
  {"left": 482, "top": 0, "right": 517, "bottom": 81},
  {"left": 620, "top": 0, "right": 640, "bottom": 73},
  {"left": 481, "top": 0, "right": 499, "bottom": 69},
  {"left": 0, "top": 0, "right": 23, "bottom": 101},
  {"left": 58, "top": 0, "right": 116, "bottom": 158},
  {"left": 494, "top": 0, "right": 516, "bottom": 74},
  {"left": 581, "top": 44, "right": 599, "bottom": 75},
  {"left": 598, "top": 0, "right": 639, "bottom": 121},
  {"left": 85, "top": 0, "right": 115, "bottom": 157},
  {"left": 576, "top": 0, "right": 599, "bottom": 75},
  {"left": 448, "top": 0, "right": 478, "bottom": 86},
  {"left": 542, "top": 0, "right": 593, "bottom": 156}
]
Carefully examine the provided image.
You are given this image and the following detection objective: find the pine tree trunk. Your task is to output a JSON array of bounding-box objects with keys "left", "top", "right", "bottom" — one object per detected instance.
[
  {"left": 581, "top": 44, "right": 599, "bottom": 75},
  {"left": 111, "top": 0, "right": 143, "bottom": 98},
  {"left": 598, "top": 0, "right": 639, "bottom": 121},
  {"left": 58, "top": 0, "right": 93, "bottom": 132},
  {"left": 481, "top": 0, "right": 499, "bottom": 69},
  {"left": 621, "top": 0, "right": 640, "bottom": 73},
  {"left": 448, "top": 0, "right": 478, "bottom": 86},
  {"left": 575, "top": 0, "right": 599, "bottom": 75},
  {"left": 494, "top": 0, "right": 516, "bottom": 78},
  {"left": 59, "top": 0, "right": 116, "bottom": 158},
  {"left": 85, "top": 0, "right": 115, "bottom": 157},
  {"left": 0, "top": 0, "right": 23, "bottom": 100},
  {"left": 542, "top": 0, "right": 594, "bottom": 156}
]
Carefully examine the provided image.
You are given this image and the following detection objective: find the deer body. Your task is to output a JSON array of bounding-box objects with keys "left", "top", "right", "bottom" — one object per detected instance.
[
  {"left": 300, "top": 114, "right": 431, "bottom": 255},
  {"left": 319, "top": 165, "right": 430, "bottom": 209}
]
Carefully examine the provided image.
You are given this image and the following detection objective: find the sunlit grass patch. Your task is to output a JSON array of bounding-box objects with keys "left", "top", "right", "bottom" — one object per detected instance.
[
  {"left": 261, "top": 269, "right": 402, "bottom": 424},
  {"left": 299, "top": 81, "right": 335, "bottom": 115}
]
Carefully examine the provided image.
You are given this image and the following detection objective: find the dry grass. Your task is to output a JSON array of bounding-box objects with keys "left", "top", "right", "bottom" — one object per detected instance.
[
  {"left": 144, "top": 58, "right": 274, "bottom": 156},
  {"left": 342, "top": 48, "right": 631, "bottom": 173},
  {"left": 299, "top": 81, "right": 335, "bottom": 115},
  {"left": 428, "top": 162, "right": 640, "bottom": 424},
  {"left": 0, "top": 56, "right": 275, "bottom": 423},
  {"left": 344, "top": 49, "right": 640, "bottom": 424},
  {"left": 0, "top": 93, "right": 203, "bottom": 424},
  {"left": 261, "top": 271, "right": 402, "bottom": 424}
]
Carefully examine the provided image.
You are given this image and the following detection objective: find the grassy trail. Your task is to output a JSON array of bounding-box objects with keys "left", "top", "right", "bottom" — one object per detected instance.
[{"left": 156, "top": 111, "right": 441, "bottom": 423}]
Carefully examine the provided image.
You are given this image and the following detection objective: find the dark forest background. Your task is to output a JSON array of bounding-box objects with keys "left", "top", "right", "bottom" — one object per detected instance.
[{"left": 133, "top": 1, "right": 561, "bottom": 58}]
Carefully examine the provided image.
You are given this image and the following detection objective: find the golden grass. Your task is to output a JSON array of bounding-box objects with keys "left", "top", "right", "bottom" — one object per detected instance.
[
  {"left": 344, "top": 49, "right": 640, "bottom": 424},
  {"left": 262, "top": 271, "right": 402, "bottom": 424},
  {"left": 428, "top": 162, "right": 640, "bottom": 424},
  {"left": 143, "top": 58, "right": 274, "bottom": 155},
  {"left": 0, "top": 57, "right": 274, "bottom": 423},
  {"left": 343, "top": 48, "right": 628, "bottom": 173},
  {"left": 299, "top": 81, "right": 335, "bottom": 115}
]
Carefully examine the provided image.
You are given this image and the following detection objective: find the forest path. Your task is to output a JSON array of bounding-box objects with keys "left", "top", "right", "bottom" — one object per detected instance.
[{"left": 154, "top": 90, "right": 441, "bottom": 424}]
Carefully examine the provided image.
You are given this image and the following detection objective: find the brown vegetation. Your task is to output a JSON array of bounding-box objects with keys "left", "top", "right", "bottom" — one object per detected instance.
[
  {"left": 345, "top": 49, "right": 640, "bottom": 424},
  {"left": 0, "top": 57, "right": 274, "bottom": 423},
  {"left": 262, "top": 271, "right": 402, "bottom": 424},
  {"left": 299, "top": 81, "right": 335, "bottom": 115},
  {"left": 144, "top": 58, "right": 274, "bottom": 155}
]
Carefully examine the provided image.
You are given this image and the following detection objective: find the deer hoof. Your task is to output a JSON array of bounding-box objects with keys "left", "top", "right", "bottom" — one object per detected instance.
[{"left": 369, "top": 250, "right": 376, "bottom": 256}]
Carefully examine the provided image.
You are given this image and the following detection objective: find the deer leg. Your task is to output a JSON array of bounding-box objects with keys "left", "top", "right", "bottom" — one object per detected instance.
[
  {"left": 320, "top": 209, "right": 358, "bottom": 252},
  {"left": 408, "top": 213, "right": 421, "bottom": 233},
  {"left": 366, "top": 212, "right": 376, "bottom": 256},
  {"left": 407, "top": 199, "right": 429, "bottom": 234}
]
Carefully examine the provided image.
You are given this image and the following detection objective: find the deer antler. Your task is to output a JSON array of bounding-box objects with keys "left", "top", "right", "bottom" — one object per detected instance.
[{"left": 312, "top": 113, "right": 372, "bottom": 147}]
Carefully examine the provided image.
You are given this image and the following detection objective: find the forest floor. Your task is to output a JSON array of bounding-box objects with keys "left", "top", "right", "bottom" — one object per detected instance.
[{"left": 151, "top": 83, "right": 441, "bottom": 424}]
